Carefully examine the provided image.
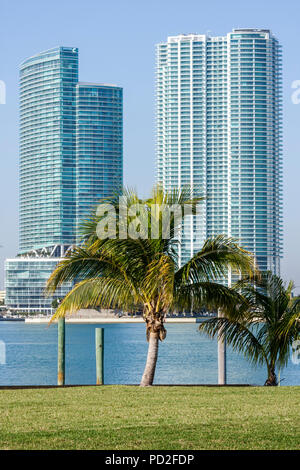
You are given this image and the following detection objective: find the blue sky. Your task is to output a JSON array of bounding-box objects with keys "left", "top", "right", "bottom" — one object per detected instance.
[{"left": 0, "top": 0, "right": 299, "bottom": 291}]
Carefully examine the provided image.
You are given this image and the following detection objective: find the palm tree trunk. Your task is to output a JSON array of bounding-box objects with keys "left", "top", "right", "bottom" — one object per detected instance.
[
  {"left": 140, "top": 332, "right": 159, "bottom": 386},
  {"left": 264, "top": 367, "right": 278, "bottom": 386},
  {"left": 218, "top": 308, "right": 226, "bottom": 385}
]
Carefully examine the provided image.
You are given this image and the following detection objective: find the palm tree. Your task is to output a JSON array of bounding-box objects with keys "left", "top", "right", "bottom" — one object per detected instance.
[
  {"left": 198, "top": 271, "right": 300, "bottom": 386},
  {"left": 46, "top": 186, "right": 255, "bottom": 386}
]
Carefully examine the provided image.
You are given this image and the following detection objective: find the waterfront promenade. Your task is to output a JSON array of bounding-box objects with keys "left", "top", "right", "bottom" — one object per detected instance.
[
  {"left": 25, "top": 316, "right": 200, "bottom": 324},
  {"left": 22, "top": 308, "right": 204, "bottom": 323}
]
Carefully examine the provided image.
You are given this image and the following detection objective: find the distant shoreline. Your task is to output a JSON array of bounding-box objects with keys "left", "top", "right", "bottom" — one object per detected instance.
[
  {"left": 24, "top": 317, "right": 204, "bottom": 324},
  {"left": 0, "top": 317, "right": 25, "bottom": 322}
]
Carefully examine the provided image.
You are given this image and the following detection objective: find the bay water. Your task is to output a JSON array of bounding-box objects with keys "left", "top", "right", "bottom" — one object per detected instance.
[{"left": 0, "top": 321, "right": 299, "bottom": 386}]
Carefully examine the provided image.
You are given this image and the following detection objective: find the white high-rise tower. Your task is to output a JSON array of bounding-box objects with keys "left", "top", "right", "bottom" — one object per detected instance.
[{"left": 156, "top": 29, "right": 282, "bottom": 273}]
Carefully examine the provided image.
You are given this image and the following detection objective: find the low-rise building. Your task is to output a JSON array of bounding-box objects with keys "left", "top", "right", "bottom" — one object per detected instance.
[{"left": 5, "top": 254, "right": 72, "bottom": 314}]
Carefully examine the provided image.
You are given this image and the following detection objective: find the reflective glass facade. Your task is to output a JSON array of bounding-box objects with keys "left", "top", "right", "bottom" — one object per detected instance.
[
  {"left": 5, "top": 258, "right": 73, "bottom": 313},
  {"left": 5, "top": 48, "right": 123, "bottom": 312},
  {"left": 156, "top": 30, "right": 283, "bottom": 273},
  {"left": 19, "top": 47, "right": 78, "bottom": 252},
  {"left": 76, "top": 83, "right": 123, "bottom": 239}
]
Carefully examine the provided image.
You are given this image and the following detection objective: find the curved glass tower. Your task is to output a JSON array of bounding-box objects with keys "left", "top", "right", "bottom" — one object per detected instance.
[
  {"left": 19, "top": 47, "right": 78, "bottom": 253},
  {"left": 5, "top": 47, "right": 123, "bottom": 313},
  {"left": 156, "top": 29, "right": 282, "bottom": 273},
  {"left": 75, "top": 83, "right": 123, "bottom": 239}
]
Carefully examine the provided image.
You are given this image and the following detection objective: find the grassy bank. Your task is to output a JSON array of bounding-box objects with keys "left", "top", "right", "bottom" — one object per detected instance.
[{"left": 0, "top": 385, "right": 299, "bottom": 450}]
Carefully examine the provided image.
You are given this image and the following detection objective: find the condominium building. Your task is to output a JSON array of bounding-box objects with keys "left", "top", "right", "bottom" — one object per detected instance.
[
  {"left": 5, "top": 47, "right": 123, "bottom": 312},
  {"left": 19, "top": 47, "right": 79, "bottom": 253},
  {"left": 75, "top": 83, "right": 123, "bottom": 240},
  {"left": 156, "top": 29, "right": 282, "bottom": 273}
]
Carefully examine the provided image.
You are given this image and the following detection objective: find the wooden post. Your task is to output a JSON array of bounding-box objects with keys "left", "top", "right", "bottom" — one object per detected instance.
[
  {"left": 95, "top": 328, "right": 104, "bottom": 385},
  {"left": 57, "top": 317, "right": 65, "bottom": 386}
]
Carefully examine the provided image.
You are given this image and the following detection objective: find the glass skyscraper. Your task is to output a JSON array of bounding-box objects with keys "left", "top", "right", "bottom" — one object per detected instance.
[
  {"left": 156, "top": 29, "right": 282, "bottom": 273},
  {"left": 75, "top": 83, "right": 123, "bottom": 239},
  {"left": 5, "top": 48, "right": 123, "bottom": 313},
  {"left": 19, "top": 47, "right": 78, "bottom": 253}
]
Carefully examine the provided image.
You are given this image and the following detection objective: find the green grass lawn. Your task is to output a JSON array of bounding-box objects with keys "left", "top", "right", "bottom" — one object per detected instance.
[{"left": 0, "top": 385, "right": 299, "bottom": 450}]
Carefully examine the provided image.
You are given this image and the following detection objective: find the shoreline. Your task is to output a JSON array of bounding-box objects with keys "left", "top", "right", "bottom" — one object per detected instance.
[{"left": 24, "top": 317, "right": 203, "bottom": 324}]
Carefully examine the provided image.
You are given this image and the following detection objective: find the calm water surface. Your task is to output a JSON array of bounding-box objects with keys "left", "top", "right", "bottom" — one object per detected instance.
[{"left": 0, "top": 322, "right": 299, "bottom": 386}]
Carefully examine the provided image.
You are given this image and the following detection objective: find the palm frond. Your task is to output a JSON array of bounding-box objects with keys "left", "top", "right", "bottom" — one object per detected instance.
[
  {"left": 46, "top": 239, "right": 145, "bottom": 296},
  {"left": 50, "top": 276, "right": 138, "bottom": 323},
  {"left": 46, "top": 246, "right": 105, "bottom": 294},
  {"left": 198, "top": 317, "right": 267, "bottom": 366},
  {"left": 176, "top": 235, "right": 256, "bottom": 285},
  {"left": 174, "top": 281, "right": 247, "bottom": 317},
  {"left": 232, "top": 271, "right": 300, "bottom": 371},
  {"left": 276, "top": 297, "right": 300, "bottom": 341}
]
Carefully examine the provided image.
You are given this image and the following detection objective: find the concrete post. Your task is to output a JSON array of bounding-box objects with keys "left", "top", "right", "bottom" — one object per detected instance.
[{"left": 218, "top": 307, "right": 226, "bottom": 385}]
